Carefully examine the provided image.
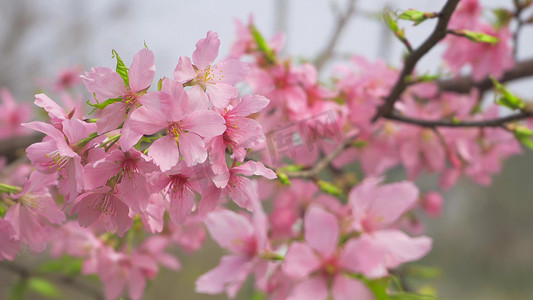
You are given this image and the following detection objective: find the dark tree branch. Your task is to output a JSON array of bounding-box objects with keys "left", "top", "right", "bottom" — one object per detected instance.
[
  {"left": 437, "top": 58, "right": 533, "bottom": 94},
  {"left": 372, "top": 0, "right": 460, "bottom": 121},
  {"left": 385, "top": 111, "right": 533, "bottom": 128},
  {"left": 315, "top": 0, "right": 358, "bottom": 71}
]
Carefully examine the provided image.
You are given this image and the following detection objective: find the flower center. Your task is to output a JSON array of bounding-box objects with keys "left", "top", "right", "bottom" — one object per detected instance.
[
  {"left": 198, "top": 65, "right": 223, "bottom": 85},
  {"left": 122, "top": 91, "right": 138, "bottom": 107},
  {"left": 88, "top": 193, "right": 116, "bottom": 216},
  {"left": 45, "top": 150, "right": 71, "bottom": 171},
  {"left": 168, "top": 122, "right": 183, "bottom": 138}
]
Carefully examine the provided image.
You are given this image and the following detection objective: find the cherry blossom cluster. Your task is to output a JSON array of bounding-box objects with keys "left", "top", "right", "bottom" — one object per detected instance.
[{"left": 1, "top": 0, "right": 532, "bottom": 299}]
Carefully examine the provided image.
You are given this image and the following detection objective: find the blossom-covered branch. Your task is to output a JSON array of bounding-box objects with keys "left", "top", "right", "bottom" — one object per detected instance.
[{"left": 373, "top": 0, "right": 460, "bottom": 121}]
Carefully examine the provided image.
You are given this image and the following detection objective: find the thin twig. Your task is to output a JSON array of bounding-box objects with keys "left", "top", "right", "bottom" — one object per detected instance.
[
  {"left": 437, "top": 58, "right": 533, "bottom": 94},
  {"left": 280, "top": 132, "right": 358, "bottom": 179},
  {"left": 372, "top": 0, "right": 460, "bottom": 122},
  {"left": 385, "top": 111, "right": 533, "bottom": 128},
  {"left": 315, "top": 0, "right": 358, "bottom": 71}
]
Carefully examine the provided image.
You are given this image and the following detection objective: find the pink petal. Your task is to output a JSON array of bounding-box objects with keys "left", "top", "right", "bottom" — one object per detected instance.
[
  {"left": 373, "top": 229, "right": 432, "bottom": 269},
  {"left": 182, "top": 110, "right": 226, "bottom": 138},
  {"left": 370, "top": 181, "right": 419, "bottom": 228},
  {"left": 34, "top": 93, "right": 67, "bottom": 120},
  {"left": 81, "top": 66, "right": 125, "bottom": 101},
  {"left": 231, "top": 161, "right": 277, "bottom": 179},
  {"left": 206, "top": 83, "right": 238, "bottom": 108},
  {"left": 119, "top": 173, "right": 150, "bottom": 213},
  {"left": 128, "top": 269, "right": 146, "bottom": 300},
  {"left": 193, "top": 31, "right": 220, "bottom": 70},
  {"left": 128, "top": 48, "right": 155, "bottom": 92},
  {"left": 148, "top": 135, "right": 179, "bottom": 172},
  {"left": 62, "top": 118, "right": 90, "bottom": 144},
  {"left": 332, "top": 275, "right": 374, "bottom": 300},
  {"left": 185, "top": 85, "right": 210, "bottom": 111},
  {"left": 339, "top": 236, "right": 387, "bottom": 278},
  {"left": 174, "top": 56, "right": 197, "bottom": 83},
  {"left": 178, "top": 133, "right": 207, "bottom": 167},
  {"left": 305, "top": 206, "right": 339, "bottom": 258},
  {"left": 95, "top": 102, "right": 127, "bottom": 134},
  {"left": 204, "top": 209, "right": 255, "bottom": 254},
  {"left": 129, "top": 106, "right": 168, "bottom": 135},
  {"left": 288, "top": 277, "right": 328, "bottom": 300},
  {"left": 195, "top": 255, "right": 248, "bottom": 296},
  {"left": 198, "top": 184, "right": 222, "bottom": 217},
  {"left": 168, "top": 188, "right": 195, "bottom": 225},
  {"left": 213, "top": 59, "right": 248, "bottom": 85},
  {"left": 231, "top": 95, "right": 270, "bottom": 117},
  {"left": 118, "top": 119, "right": 144, "bottom": 151},
  {"left": 282, "top": 242, "right": 321, "bottom": 279},
  {"left": 84, "top": 159, "right": 120, "bottom": 189}
]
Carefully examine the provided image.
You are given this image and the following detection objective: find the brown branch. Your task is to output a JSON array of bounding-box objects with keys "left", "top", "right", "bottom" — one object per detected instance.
[
  {"left": 0, "top": 261, "right": 104, "bottom": 300},
  {"left": 315, "top": 0, "right": 357, "bottom": 71},
  {"left": 385, "top": 111, "right": 533, "bottom": 128},
  {"left": 438, "top": 58, "right": 533, "bottom": 94},
  {"left": 281, "top": 133, "right": 358, "bottom": 178},
  {"left": 372, "top": 0, "right": 460, "bottom": 121}
]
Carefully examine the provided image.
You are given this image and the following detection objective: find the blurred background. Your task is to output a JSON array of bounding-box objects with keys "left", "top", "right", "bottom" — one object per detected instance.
[{"left": 0, "top": 0, "right": 532, "bottom": 299}]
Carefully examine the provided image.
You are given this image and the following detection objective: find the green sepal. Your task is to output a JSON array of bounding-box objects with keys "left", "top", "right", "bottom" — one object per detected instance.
[
  {"left": 458, "top": 30, "right": 499, "bottom": 44},
  {"left": 276, "top": 171, "right": 291, "bottom": 185},
  {"left": 87, "top": 97, "right": 122, "bottom": 110},
  {"left": 249, "top": 24, "right": 277, "bottom": 64},
  {"left": 112, "top": 49, "right": 130, "bottom": 88},
  {"left": 512, "top": 125, "right": 533, "bottom": 150},
  {"left": 491, "top": 77, "right": 525, "bottom": 110},
  {"left": 317, "top": 180, "right": 343, "bottom": 197},
  {"left": 398, "top": 9, "right": 437, "bottom": 26}
]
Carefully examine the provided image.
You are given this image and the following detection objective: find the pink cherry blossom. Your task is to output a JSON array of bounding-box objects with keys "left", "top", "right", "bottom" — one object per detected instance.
[
  {"left": 5, "top": 171, "right": 65, "bottom": 252},
  {"left": 0, "top": 88, "right": 32, "bottom": 139},
  {"left": 196, "top": 208, "right": 269, "bottom": 298},
  {"left": 71, "top": 186, "right": 133, "bottom": 237},
  {"left": 174, "top": 31, "right": 248, "bottom": 108},
  {"left": 128, "top": 78, "right": 226, "bottom": 170},
  {"left": 282, "top": 206, "right": 374, "bottom": 300},
  {"left": 84, "top": 149, "right": 157, "bottom": 213},
  {"left": 0, "top": 218, "right": 20, "bottom": 261}
]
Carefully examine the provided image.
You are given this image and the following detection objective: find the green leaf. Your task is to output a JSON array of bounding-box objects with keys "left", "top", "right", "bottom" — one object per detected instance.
[
  {"left": 28, "top": 278, "right": 60, "bottom": 298},
  {"left": 458, "top": 30, "right": 499, "bottom": 44},
  {"left": 38, "top": 256, "right": 83, "bottom": 276},
  {"left": 278, "top": 164, "right": 304, "bottom": 173},
  {"left": 112, "top": 49, "right": 129, "bottom": 87},
  {"left": 317, "top": 180, "right": 343, "bottom": 197},
  {"left": 366, "top": 277, "right": 390, "bottom": 300},
  {"left": 398, "top": 9, "right": 437, "bottom": 26},
  {"left": 250, "top": 291, "right": 267, "bottom": 300},
  {"left": 492, "top": 8, "right": 513, "bottom": 29},
  {"left": 491, "top": 77, "right": 525, "bottom": 110},
  {"left": 10, "top": 279, "right": 28, "bottom": 300},
  {"left": 249, "top": 25, "right": 276, "bottom": 64}
]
